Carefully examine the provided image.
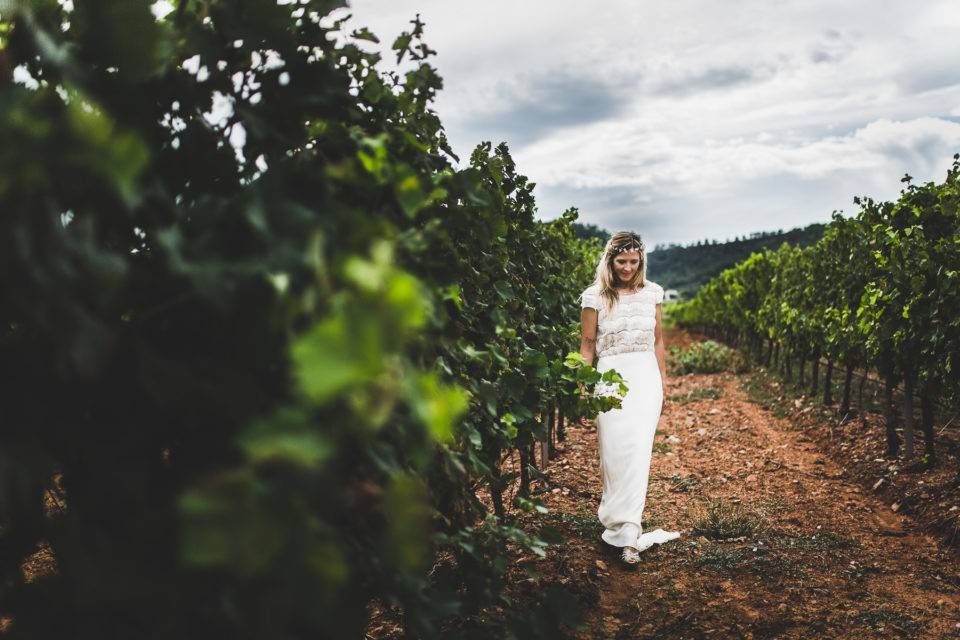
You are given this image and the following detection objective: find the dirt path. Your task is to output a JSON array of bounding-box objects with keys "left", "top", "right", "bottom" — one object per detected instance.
[{"left": 529, "top": 329, "right": 960, "bottom": 639}]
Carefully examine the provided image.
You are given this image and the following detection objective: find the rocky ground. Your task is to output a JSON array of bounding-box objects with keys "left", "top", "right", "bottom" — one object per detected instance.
[{"left": 507, "top": 326, "right": 960, "bottom": 639}]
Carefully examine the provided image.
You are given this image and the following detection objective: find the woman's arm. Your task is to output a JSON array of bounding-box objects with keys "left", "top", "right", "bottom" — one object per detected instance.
[
  {"left": 579, "top": 307, "right": 598, "bottom": 367},
  {"left": 654, "top": 303, "right": 667, "bottom": 403}
]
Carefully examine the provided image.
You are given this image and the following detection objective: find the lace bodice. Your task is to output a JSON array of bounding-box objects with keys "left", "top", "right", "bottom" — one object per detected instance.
[{"left": 580, "top": 280, "right": 664, "bottom": 358}]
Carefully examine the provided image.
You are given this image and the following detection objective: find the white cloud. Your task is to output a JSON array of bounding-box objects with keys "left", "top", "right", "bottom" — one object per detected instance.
[
  {"left": 520, "top": 117, "right": 960, "bottom": 191},
  {"left": 343, "top": 0, "right": 960, "bottom": 245}
]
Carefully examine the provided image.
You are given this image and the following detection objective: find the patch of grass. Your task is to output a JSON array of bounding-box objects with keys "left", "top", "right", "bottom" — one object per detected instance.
[
  {"left": 755, "top": 494, "right": 790, "bottom": 517},
  {"left": 731, "top": 351, "right": 752, "bottom": 374},
  {"left": 773, "top": 406, "right": 792, "bottom": 419},
  {"left": 796, "top": 530, "right": 860, "bottom": 552},
  {"left": 690, "top": 497, "right": 770, "bottom": 540},
  {"left": 540, "top": 506, "right": 602, "bottom": 540},
  {"left": 686, "top": 544, "right": 804, "bottom": 580},
  {"left": 749, "top": 548, "right": 805, "bottom": 578},
  {"left": 653, "top": 441, "right": 672, "bottom": 454},
  {"left": 917, "top": 572, "right": 960, "bottom": 593},
  {"left": 693, "top": 546, "right": 748, "bottom": 571},
  {"left": 855, "top": 606, "right": 921, "bottom": 636},
  {"left": 740, "top": 370, "right": 793, "bottom": 418},
  {"left": 668, "top": 340, "right": 735, "bottom": 375},
  {"left": 767, "top": 529, "right": 859, "bottom": 552},
  {"left": 740, "top": 369, "right": 774, "bottom": 397},
  {"left": 668, "top": 386, "right": 722, "bottom": 405}
]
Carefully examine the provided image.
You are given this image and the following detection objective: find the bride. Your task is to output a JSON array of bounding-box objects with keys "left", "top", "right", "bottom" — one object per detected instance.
[{"left": 579, "top": 231, "right": 682, "bottom": 565}]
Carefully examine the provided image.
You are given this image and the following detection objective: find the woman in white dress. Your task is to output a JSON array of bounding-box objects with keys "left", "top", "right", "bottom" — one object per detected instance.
[{"left": 579, "top": 231, "right": 682, "bottom": 565}]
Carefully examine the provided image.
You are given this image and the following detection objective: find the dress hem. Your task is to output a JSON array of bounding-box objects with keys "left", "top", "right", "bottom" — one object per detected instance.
[{"left": 601, "top": 527, "right": 683, "bottom": 551}]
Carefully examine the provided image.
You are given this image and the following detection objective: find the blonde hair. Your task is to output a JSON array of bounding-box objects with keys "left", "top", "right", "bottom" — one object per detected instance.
[{"left": 590, "top": 231, "right": 648, "bottom": 313}]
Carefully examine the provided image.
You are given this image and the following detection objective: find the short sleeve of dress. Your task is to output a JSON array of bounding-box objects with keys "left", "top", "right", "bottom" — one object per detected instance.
[
  {"left": 580, "top": 286, "right": 601, "bottom": 310},
  {"left": 654, "top": 283, "right": 664, "bottom": 304}
]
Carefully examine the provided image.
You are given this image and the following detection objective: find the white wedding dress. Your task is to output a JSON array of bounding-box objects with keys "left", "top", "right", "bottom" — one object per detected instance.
[{"left": 581, "top": 280, "right": 682, "bottom": 553}]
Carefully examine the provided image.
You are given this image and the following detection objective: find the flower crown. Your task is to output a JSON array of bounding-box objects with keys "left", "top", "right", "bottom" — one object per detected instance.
[{"left": 609, "top": 237, "right": 644, "bottom": 254}]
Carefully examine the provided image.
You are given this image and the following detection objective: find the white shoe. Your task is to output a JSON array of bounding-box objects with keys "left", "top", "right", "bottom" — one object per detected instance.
[{"left": 621, "top": 546, "right": 640, "bottom": 564}]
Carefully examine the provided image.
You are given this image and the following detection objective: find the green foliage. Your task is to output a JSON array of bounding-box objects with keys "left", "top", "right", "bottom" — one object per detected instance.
[
  {"left": 668, "top": 340, "right": 735, "bottom": 374},
  {"left": 673, "top": 158, "right": 960, "bottom": 421},
  {"left": 0, "top": 3, "right": 606, "bottom": 638},
  {"left": 647, "top": 222, "right": 827, "bottom": 298}
]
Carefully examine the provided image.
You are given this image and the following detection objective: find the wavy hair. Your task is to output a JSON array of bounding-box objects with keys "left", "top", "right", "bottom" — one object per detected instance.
[{"left": 590, "top": 231, "right": 649, "bottom": 313}]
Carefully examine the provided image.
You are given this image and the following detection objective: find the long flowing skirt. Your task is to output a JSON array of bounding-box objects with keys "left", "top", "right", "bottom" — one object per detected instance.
[{"left": 595, "top": 350, "right": 682, "bottom": 551}]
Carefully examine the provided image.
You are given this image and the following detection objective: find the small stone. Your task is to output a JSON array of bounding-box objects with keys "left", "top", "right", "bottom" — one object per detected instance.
[
  {"left": 872, "top": 478, "right": 885, "bottom": 491},
  {"left": 595, "top": 560, "right": 608, "bottom": 571},
  {"left": 891, "top": 502, "right": 900, "bottom": 512},
  {"left": 746, "top": 474, "right": 758, "bottom": 482},
  {"left": 667, "top": 434, "right": 681, "bottom": 444},
  {"left": 696, "top": 428, "right": 707, "bottom": 436}
]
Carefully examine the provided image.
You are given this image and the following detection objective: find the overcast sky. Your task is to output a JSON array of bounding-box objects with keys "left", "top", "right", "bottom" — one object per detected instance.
[{"left": 338, "top": 1, "right": 960, "bottom": 249}]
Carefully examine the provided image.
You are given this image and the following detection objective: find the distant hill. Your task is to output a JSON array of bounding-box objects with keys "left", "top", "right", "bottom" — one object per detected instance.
[
  {"left": 571, "top": 221, "right": 829, "bottom": 299},
  {"left": 647, "top": 224, "right": 828, "bottom": 298},
  {"left": 570, "top": 221, "right": 608, "bottom": 243}
]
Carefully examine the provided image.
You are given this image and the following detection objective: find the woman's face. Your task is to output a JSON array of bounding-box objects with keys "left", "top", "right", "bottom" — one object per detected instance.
[{"left": 612, "top": 249, "right": 641, "bottom": 283}]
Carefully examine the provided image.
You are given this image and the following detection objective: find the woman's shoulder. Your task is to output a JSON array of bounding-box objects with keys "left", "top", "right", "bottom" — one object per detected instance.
[
  {"left": 580, "top": 283, "right": 602, "bottom": 309},
  {"left": 643, "top": 279, "right": 665, "bottom": 302}
]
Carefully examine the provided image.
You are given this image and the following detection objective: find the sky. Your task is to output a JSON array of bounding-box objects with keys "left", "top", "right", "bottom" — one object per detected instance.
[{"left": 333, "top": 0, "right": 960, "bottom": 249}]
